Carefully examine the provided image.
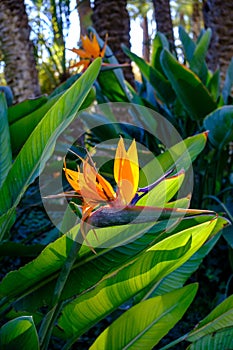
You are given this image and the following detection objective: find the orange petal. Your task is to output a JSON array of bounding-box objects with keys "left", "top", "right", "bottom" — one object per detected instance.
[
  {"left": 69, "top": 48, "right": 92, "bottom": 58},
  {"left": 82, "top": 34, "right": 100, "bottom": 57},
  {"left": 96, "top": 173, "right": 116, "bottom": 201},
  {"left": 114, "top": 138, "right": 139, "bottom": 206},
  {"left": 69, "top": 60, "right": 90, "bottom": 70},
  {"left": 63, "top": 163, "right": 81, "bottom": 193}
]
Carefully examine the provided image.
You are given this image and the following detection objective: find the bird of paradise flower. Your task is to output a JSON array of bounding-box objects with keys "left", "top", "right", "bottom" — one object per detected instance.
[
  {"left": 69, "top": 33, "right": 108, "bottom": 71},
  {"left": 61, "top": 137, "right": 214, "bottom": 252},
  {"left": 69, "top": 32, "right": 129, "bottom": 72}
]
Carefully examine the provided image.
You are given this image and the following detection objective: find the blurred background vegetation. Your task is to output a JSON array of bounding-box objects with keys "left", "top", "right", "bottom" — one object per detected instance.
[
  {"left": 0, "top": 0, "right": 232, "bottom": 99},
  {"left": 0, "top": 1, "right": 233, "bottom": 349}
]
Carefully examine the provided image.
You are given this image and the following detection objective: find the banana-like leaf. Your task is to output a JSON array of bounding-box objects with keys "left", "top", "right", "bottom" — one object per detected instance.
[
  {"left": 122, "top": 44, "right": 176, "bottom": 104},
  {"left": 203, "top": 106, "right": 233, "bottom": 149},
  {"left": 207, "top": 69, "right": 220, "bottom": 102},
  {"left": 0, "top": 316, "right": 39, "bottom": 350},
  {"left": 9, "top": 88, "right": 95, "bottom": 155},
  {"left": 142, "top": 132, "right": 208, "bottom": 186},
  {"left": 0, "top": 220, "right": 173, "bottom": 314},
  {"left": 9, "top": 94, "right": 60, "bottom": 155},
  {"left": 0, "top": 58, "right": 101, "bottom": 240},
  {"left": 189, "top": 29, "right": 211, "bottom": 80},
  {"left": 8, "top": 96, "right": 48, "bottom": 125},
  {"left": 188, "top": 327, "right": 233, "bottom": 350},
  {"left": 88, "top": 27, "right": 130, "bottom": 103},
  {"left": 136, "top": 171, "right": 185, "bottom": 207},
  {"left": 160, "top": 49, "right": 216, "bottom": 120},
  {"left": 151, "top": 32, "right": 169, "bottom": 75},
  {"left": 135, "top": 216, "right": 226, "bottom": 301},
  {"left": 90, "top": 284, "right": 198, "bottom": 350},
  {"left": 222, "top": 57, "right": 233, "bottom": 103},
  {"left": 187, "top": 294, "right": 233, "bottom": 342},
  {"left": 179, "top": 26, "right": 196, "bottom": 62},
  {"left": 0, "top": 93, "right": 12, "bottom": 188},
  {"left": 57, "top": 219, "right": 217, "bottom": 340},
  {"left": 1, "top": 216, "right": 227, "bottom": 318}
]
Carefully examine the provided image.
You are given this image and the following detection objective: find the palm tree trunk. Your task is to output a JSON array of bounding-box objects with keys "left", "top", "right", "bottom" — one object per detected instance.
[
  {"left": 152, "top": 0, "right": 175, "bottom": 51},
  {"left": 92, "top": 0, "right": 135, "bottom": 85},
  {"left": 0, "top": 0, "right": 41, "bottom": 103},
  {"left": 77, "top": 0, "right": 93, "bottom": 36},
  {"left": 203, "top": 0, "right": 233, "bottom": 82},
  {"left": 141, "top": 15, "right": 150, "bottom": 61},
  {"left": 192, "top": 0, "right": 202, "bottom": 40}
]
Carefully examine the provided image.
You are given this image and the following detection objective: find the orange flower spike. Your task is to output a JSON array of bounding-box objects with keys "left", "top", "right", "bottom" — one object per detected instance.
[
  {"left": 73, "top": 156, "right": 116, "bottom": 205},
  {"left": 82, "top": 34, "right": 100, "bottom": 57},
  {"left": 69, "top": 33, "right": 108, "bottom": 71},
  {"left": 63, "top": 161, "right": 81, "bottom": 194},
  {"left": 114, "top": 138, "right": 139, "bottom": 206}
]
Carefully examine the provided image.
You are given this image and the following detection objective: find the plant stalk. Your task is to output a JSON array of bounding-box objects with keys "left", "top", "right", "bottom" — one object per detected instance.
[{"left": 39, "top": 230, "right": 83, "bottom": 350}]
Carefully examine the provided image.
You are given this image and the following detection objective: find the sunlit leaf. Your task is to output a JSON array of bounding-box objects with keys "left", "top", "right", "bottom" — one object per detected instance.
[
  {"left": 57, "top": 220, "right": 217, "bottom": 341},
  {"left": 90, "top": 284, "right": 198, "bottom": 350},
  {"left": 0, "top": 316, "right": 39, "bottom": 350},
  {"left": 188, "top": 327, "right": 233, "bottom": 350},
  {"left": 141, "top": 132, "right": 208, "bottom": 186},
  {"left": 0, "top": 58, "right": 101, "bottom": 239},
  {"left": 187, "top": 294, "right": 233, "bottom": 342}
]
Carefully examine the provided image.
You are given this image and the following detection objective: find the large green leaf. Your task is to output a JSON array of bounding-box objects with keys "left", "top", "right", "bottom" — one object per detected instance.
[
  {"left": 142, "top": 132, "right": 208, "bottom": 186},
  {"left": 0, "top": 58, "right": 101, "bottom": 239},
  {"left": 8, "top": 96, "right": 48, "bottom": 125},
  {"left": 188, "top": 327, "right": 233, "bottom": 350},
  {"left": 161, "top": 49, "right": 216, "bottom": 120},
  {"left": 207, "top": 69, "right": 220, "bottom": 102},
  {"left": 187, "top": 294, "right": 233, "bottom": 342},
  {"left": 135, "top": 216, "right": 226, "bottom": 301},
  {"left": 0, "top": 316, "right": 39, "bottom": 350},
  {"left": 96, "top": 70, "right": 129, "bottom": 102},
  {"left": 203, "top": 106, "right": 233, "bottom": 149},
  {"left": 0, "top": 229, "right": 76, "bottom": 302},
  {"left": 151, "top": 32, "right": 169, "bottom": 75},
  {"left": 9, "top": 94, "right": 61, "bottom": 155},
  {"left": 90, "top": 284, "right": 198, "bottom": 350},
  {"left": 0, "top": 93, "right": 12, "bottom": 187},
  {"left": 136, "top": 171, "right": 185, "bottom": 207},
  {"left": 89, "top": 28, "right": 130, "bottom": 103},
  {"left": 57, "top": 219, "right": 217, "bottom": 341},
  {"left": 189, "top": 29, "right": 211, "bottom": 80},
  {"left": 122, "top": 45, "right": 176, "bottom": 104},
  {"left": 179, "top": 26, "right": 196, "bottom": 62},
  {"left": 0, "top": 217, "right": 181, "bottom": 314},
  {"left": 9, "top": 88, "right": 95, "bottom": 155},
  {"left": 222, "top": 57, "right": 233, "bottom": 103}
]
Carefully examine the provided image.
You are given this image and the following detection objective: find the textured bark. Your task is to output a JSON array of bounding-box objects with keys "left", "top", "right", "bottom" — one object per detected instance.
[
  {"left": 92, "top": 0, "right": 134, "bottom": 85},
  {"left": 192, "top": 0, "right": 202, "bottom": 40},
  {"left": 152, "top": 0, "right": 175, "bottom": 50},
  {"left": 203, "top": 0, "right": 233, "bottom": 81},
  {"left": 77, "top": 0, "right": 93, "bottom": 36},
  {"left": 0, "top": 0, "right": 41, "bottom": 103},
  {"left": 141, "top": 15, "right": 150, "bottom": 61}
]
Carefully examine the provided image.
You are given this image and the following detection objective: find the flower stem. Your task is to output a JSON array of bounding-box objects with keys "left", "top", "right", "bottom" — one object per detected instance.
[{"left": 39, "top": 230, "right": 83, "bottom": 350}]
